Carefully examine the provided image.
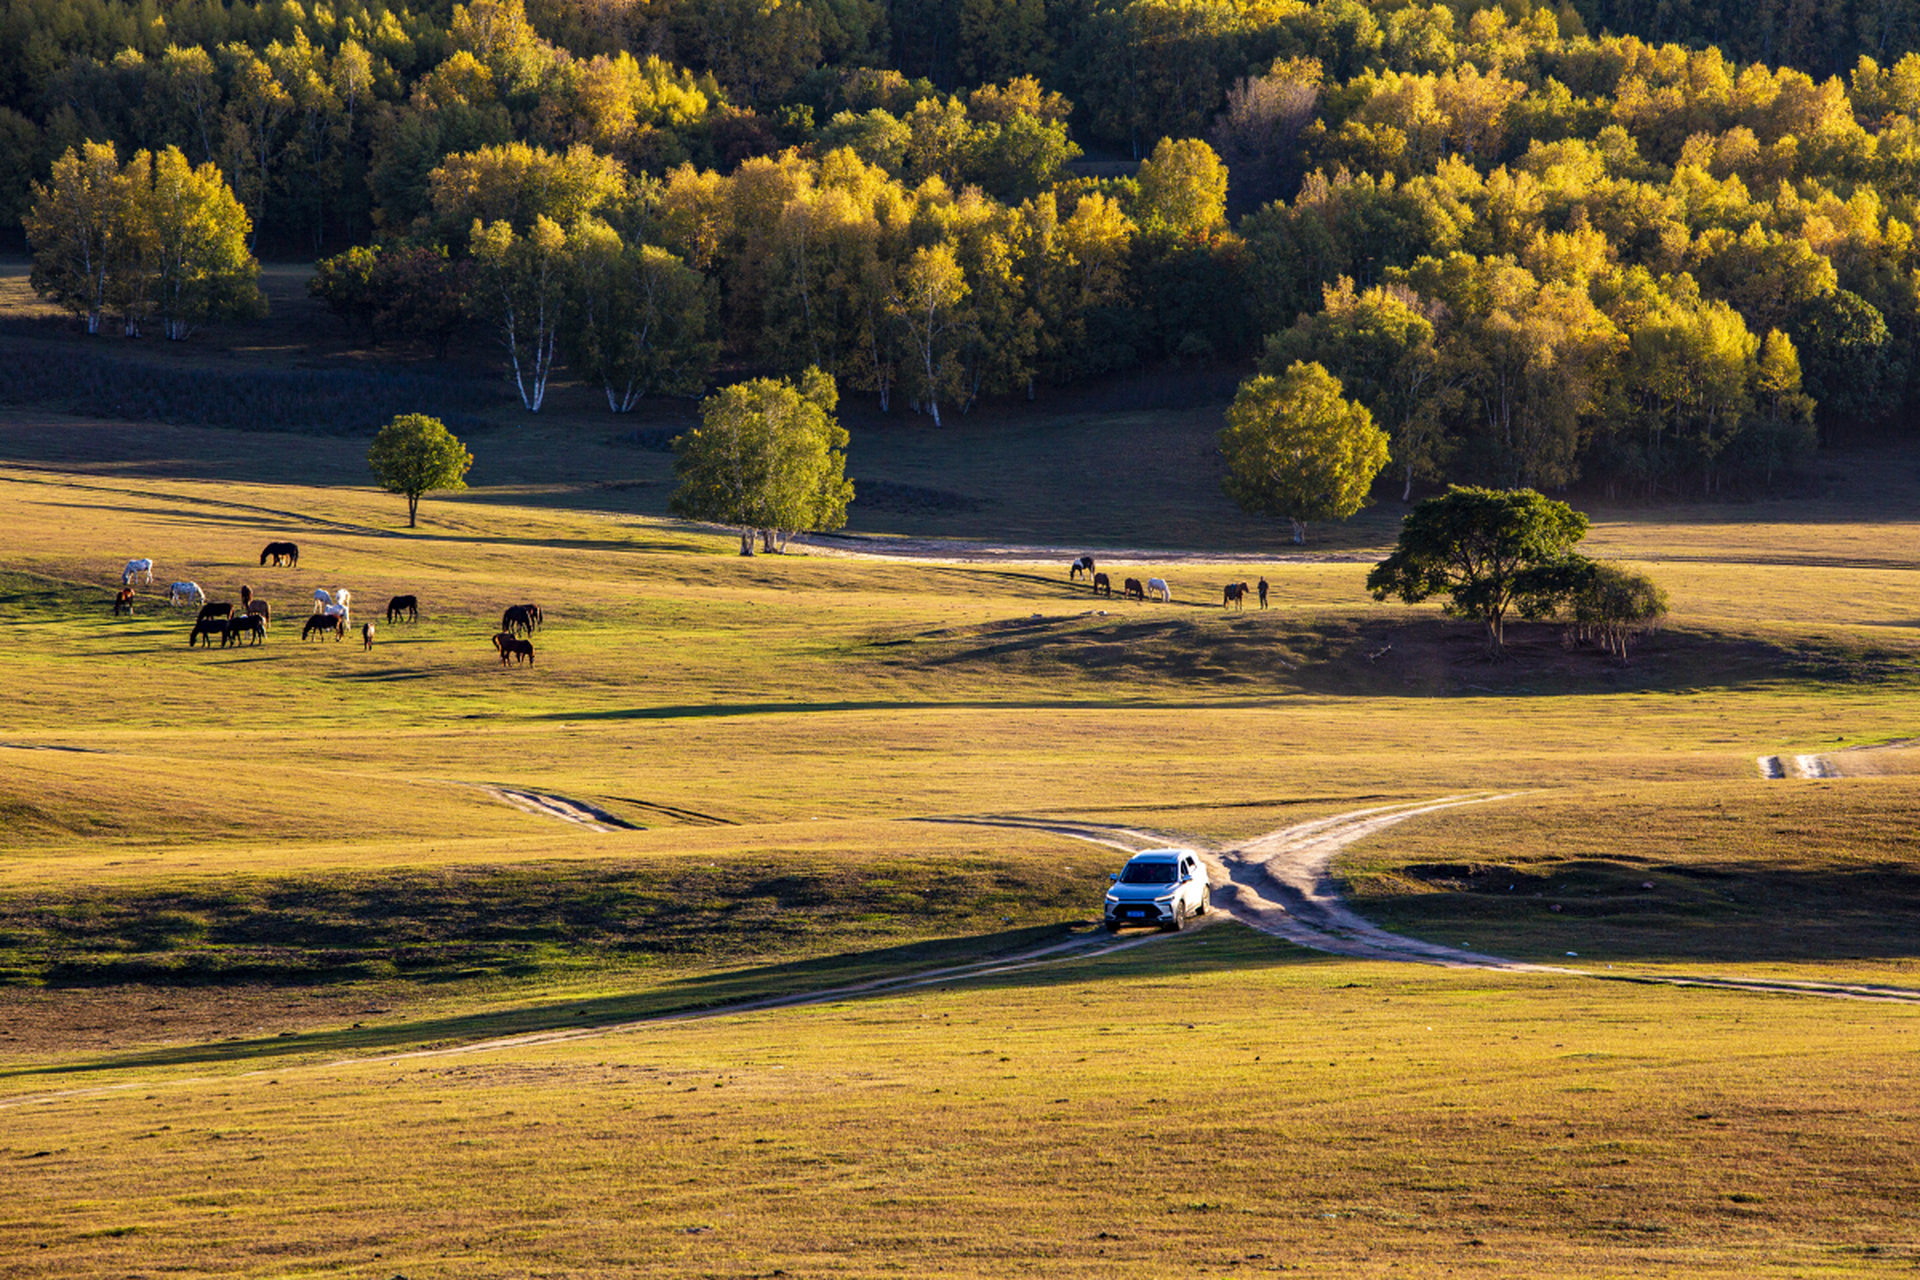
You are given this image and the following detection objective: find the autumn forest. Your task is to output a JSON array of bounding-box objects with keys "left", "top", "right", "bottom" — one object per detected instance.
[{"left": 6, "top": 0, "right": 1919, "bottom": 500}]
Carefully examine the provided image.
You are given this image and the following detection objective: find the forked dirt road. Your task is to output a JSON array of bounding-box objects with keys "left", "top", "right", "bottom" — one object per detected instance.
[{"left": 7, "top": 795, "right": 1918, "bottom": 1112}]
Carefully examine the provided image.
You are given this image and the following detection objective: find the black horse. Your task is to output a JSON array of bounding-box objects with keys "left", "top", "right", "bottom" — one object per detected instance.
[
  {"left": 303, "top": 614, "right": 344, "bottom": 641},
  {"left": 189, "top": 617, "right": 229, "bottom": 647},
  {"left": 502, "top": 605, "right": 537, "bottom": 636},
  {"left": 1092, "top": 572, "right": 1112, "bottom": 598},
  {"left": 260, "top": 541, "right": 299, "bottom": 568},
  {"left": 386, "top": 595, "right": 419, "bottom": 623},
  {"left": 196, "top": 601, "right": 234, "bottom": 624},
  {"left": 224, "top": 614, "right": 265, "bottom": 646}
]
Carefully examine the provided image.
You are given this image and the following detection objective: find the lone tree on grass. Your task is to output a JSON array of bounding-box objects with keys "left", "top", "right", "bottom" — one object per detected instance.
[
  {"left": 1554, "top": 560, "right": 1669, "bottom": 664},
  {"left": 1366, "top": 486, "right": 1592, "bottom": 656},
  {"left": 1218, "top": 360, "right": 1390, "bottom": 543},
  {"left": 368, "top": 413, "right": 473, "bottom": 527},
  {"left": 670, "top": 367, "right": 854, "bottom": 555}
]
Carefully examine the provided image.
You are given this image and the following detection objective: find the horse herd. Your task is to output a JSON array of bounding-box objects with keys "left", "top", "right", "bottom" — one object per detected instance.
[
  {"left": 1068, "top": 556, "right": 1270, "bottom": 610},
  {"left": 114, "top": 543, "right": 545, "bottom": 665}
]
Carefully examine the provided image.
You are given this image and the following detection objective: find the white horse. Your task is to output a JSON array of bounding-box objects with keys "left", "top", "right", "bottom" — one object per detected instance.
[
  {"left": 1148, "top": 577, "right": 1171, "bottom": 602},
  {"left": 332, "top": 588, "right": 351, "bottom": 611},
  {"left": 312, "top": 588, "right": 334, "bottom": 613},
  {"left": 168, "top": 581, "right": 205, "bottom": 607},
  {"left": 323, "top": 602, "right": 349, "bottom": 625},
  {"left": 122, "top": 559, "right": 153, "bottom": 587}
]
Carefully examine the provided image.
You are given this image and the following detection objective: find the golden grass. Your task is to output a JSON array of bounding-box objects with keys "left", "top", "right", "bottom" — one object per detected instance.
[
  {"left": 2, "top": 414, "right": 1920, "bottom": 1276},
  {"left": 4, "top": 929, "right": 1918, "bottom": 1277}
]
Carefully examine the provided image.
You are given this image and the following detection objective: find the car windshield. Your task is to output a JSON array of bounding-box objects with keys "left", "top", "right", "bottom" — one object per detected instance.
[{"left": 1120, "top": 861, "right": 1178, "bottom": 884}]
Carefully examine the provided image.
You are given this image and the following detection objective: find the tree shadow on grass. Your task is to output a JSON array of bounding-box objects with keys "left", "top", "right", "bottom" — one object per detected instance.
[{"left": 2, "top": 925, "right": 1314, "bottom": 1078}]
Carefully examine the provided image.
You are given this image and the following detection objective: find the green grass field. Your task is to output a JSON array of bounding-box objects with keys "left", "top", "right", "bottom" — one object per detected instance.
[{"left": 2, "top": 315, "right": 1919, "bottom": 1277}]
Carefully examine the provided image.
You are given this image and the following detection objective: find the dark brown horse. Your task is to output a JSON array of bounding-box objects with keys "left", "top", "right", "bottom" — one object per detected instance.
[
  {"left": 196, "top": 601, "right": 234, "bottom": 624},
  {"left": 1092, "top": 572, "right": 1111, "bottom": 598},
  {"left": 519, "top": 603, "right": 543, "bottom": 631},
  {"left": 113, "top": 588, "right": 135, "bottom": 616},
  {"left": 386, "top": 595, "right": 419, "bottom": 623},
  {"left": 501, "top": 605, "right": 536, "bottom": 636},
  {"left": 260, "top": 541, "right": 299, "bottom": 567},
  {"left": 302, "top": 614, "right": 344, "bottom": 641},
  {"left": 224, "top": 614, "right": 265, "bottom": 646},
  {"left": 1123, "top": 578, "right": 1146, "bottom": 601},
  {"left": 1223, "top": 582, "right": 1249, "bottom": 611},
  {"left": 492, "top": 632, "right": 535, "bottom": 664},
  {"left": 189, "top": 617, "right": 229, "bottom": 647}
]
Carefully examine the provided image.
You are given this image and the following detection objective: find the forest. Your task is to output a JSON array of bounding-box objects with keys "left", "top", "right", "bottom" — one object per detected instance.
[{"left": 5, "top": 0, "right": 1918, "bottom": 499}]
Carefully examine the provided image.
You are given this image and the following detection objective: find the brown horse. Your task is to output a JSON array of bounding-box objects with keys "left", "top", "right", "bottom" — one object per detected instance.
[
  {"left": 196, "top": 601, "right": 234, "bottom": 625},
  {"left": 492, "top": 632, "right": 535, "bottom": 664},
  {"left": 501, "top": 605, "right": 536, "bottom": 637},
  {"left": 1092, "top": 572, "right": 1111, "bottom": 598},
  {"left": 1223, "top": 582, "right": 1249, "bottom": 611},
  {"left": 302, "top": 614, "right": 344, "bottom": 641},
  {"left": 1123, "top": 578, "right": 1146, "bottom": 601},
  {"left": 189, "top": 617, "right": 229, "bottom": 647},
  {"left": 362, "top": 621, "right": 376, "bottom": 650},
  {"left": 260, "top": 541, "right": 299, "bottom": 567},
  {"left": 246, "top": 599, "right": 271, "bottom": 629},
  {"left": 113, "top": 588, "right": 135, "bottom": 616}
]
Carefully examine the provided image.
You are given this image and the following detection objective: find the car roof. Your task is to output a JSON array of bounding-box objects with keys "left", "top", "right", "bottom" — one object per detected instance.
[{"left": 1126, "top": 849, "right": 1188, "bottom": 862}]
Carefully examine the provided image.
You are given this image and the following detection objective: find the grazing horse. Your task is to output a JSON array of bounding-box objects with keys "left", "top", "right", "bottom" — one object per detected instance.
[
  {"left": 240, "top": 585, "right": 252, "bottom": 609},
  {"left": 1223, "top": 582, "right": 1248, "bottom": 611},
  {"left": 1070, "top": 555, "right": 1095, "bottom": 582},
  {"left": 385, "top": 595, "right": 419, "bottom": 624},
  {"left": 260, "top": 541, "right": 299, "bottom": 567},
  {"left": 519, "top": 603, "right": 543, "bottom": 631},
  {"left": 1092, "top": 572, "right": 1112, "bottom": 598},
  {"left": 196, "top": 601, "right": 234, "bottom": 625},
  {"left": 245, "top": 599, "right": 271, "bottom": 629},
  {"left": 312, "top": 588, "right": 332, "bottom": 613},
  {"left": 122, "top": 559, "right": 154, "bottom": 587},
  {"left": 362, "top": 621, "right": 376, "bottom": 650},
  {"left": 1148, "top": 577, "right": 1171, "bottom": 602},
  {"left": 113, "top": 588, "right": 135, "bottom": 616},
  {"left": 492, "top": 632, "right": 535, "bottom": 665},
  {"left": 189, "top": 617, "right": 228, "bottom": 647},
  {"left": 1257, "top": 577, "right": 1269, "bottom": 609},
  {"left": 224, "top": 614, "right": 265, "bottom": 646},
  {"left": 302, "top": 614, "right": 344, "bottom": 641},
  {"left": 501, "top": 605, "right": 536, "bottom": 637},
  {"left": 1123, "top": 577, "right": 1146, "bottom": 601},
  {"left": 169, "top": 581, "right": 205, "bottom": 607}
]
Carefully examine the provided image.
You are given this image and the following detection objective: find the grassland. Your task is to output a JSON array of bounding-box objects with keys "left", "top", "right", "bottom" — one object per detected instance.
[{"left": 2, "top": 287, "right": 1919, "bottom": 1275}]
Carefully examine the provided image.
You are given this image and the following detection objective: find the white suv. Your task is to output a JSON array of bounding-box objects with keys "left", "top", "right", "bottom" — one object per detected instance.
[{"left": 1103, "top": 849, "right": 1210, "bottom": 932}]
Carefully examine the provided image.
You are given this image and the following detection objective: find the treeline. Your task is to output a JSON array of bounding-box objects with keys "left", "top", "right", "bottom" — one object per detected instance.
[{"left": 12, "top": 0, "right": 1920, "bottom": 499}]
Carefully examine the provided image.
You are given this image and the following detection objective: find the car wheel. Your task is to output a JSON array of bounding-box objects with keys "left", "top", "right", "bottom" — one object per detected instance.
[
  {"left": 1198, "top": 888, "right": 1211, "bottom": 916},
  {"left": 1163, "top": 903, "right": 1185, "bottom": 932}
]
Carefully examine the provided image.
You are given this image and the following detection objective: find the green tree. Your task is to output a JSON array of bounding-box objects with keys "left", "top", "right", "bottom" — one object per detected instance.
[
  {"left": 1134, "top": 135, "right": 1228, "bottom": 237},
  {"left": 1554, "top": 560, "right": 1669, "bottom": 665},
  {"left": 23, "top": 140, "right": 130, "bottom": 335},
  {"left": 562, "top": 219, "right": 717, "bottom": 410},
  {"left": 891, "top": 242, "right": 969, "bottom": 426},
  {"left": 669, "top": 367, "right": 854, "bottom": 554},
  {"left": 367, "top": 413, "right": 475, "bottom": 527},
  {"left": 472, "top": 214, "right": 569, "bottom": 411},
  {"left": 1219, "top": 361, "right": 1391, "bottom": 543},
  {"left": 1366, "top": 485, "right": 1592, "bottom": 655}
]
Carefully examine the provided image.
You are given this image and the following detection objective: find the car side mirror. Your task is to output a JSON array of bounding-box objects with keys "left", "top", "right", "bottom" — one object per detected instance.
[{"left": 1108, "top": 873, "right": 1120, "bottom": 882}]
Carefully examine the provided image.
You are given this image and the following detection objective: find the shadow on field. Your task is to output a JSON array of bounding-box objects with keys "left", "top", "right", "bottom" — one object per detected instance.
[
  {"left": 1348, "top": 858, "right": 1920, "bottom": 965},
  {"left": 3, "top": 925, "right": 1313, "bottom": 1077}
]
